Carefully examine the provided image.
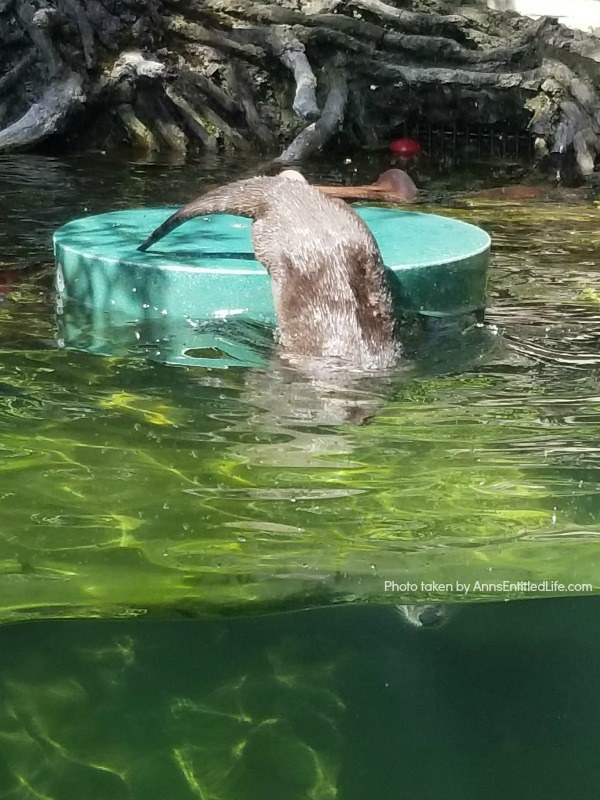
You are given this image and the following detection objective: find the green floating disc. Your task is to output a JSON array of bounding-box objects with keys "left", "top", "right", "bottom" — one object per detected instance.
[{"left": 54, "top": 207, "right": 490, "bottom": 367}]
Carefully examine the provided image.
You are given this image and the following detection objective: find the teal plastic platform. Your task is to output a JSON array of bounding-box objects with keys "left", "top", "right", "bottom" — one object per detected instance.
[{"left": 54, "top": 207, "right": 490, "bottom": 367}]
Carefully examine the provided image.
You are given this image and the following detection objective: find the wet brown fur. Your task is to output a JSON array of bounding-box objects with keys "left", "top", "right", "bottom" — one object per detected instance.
[{"left": 139, "top": 174, "right": 402, "bottom": 369}]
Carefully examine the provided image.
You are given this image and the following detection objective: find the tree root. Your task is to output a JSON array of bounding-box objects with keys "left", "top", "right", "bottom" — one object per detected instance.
[
  {"left": 349, "top": 0, "right": 468, "bottom": 36},
  {"left": 16, "top": 1, "right": 63, "bottom": 77},
  {"left": 277, "top": 66, "right": 348, "bottom": 163},
  {"left": 178, "top": 69, "right": 239, "bottom": 118},
  {"left": 266, "top": 25, "right": 319, "bottom": 119},
  {"left": 117, "top": 103, "right": 160, "bottom": 151},
  {"left": 109, "top": 51, "right": 167, "bottom": 83},
  {"left": 224, "top": 61, "right": 275, "bottom": 149},
  {"left": 83, "top": 0, "right": 120, "bottom": 49},
  {"left": 0, "top": 0, "right": 600, "bottom": 176},
  {"left": 0, "top": 73, "right": 85, "bottom": 152},
  {"left": 165, "top": 87, "right": 218, "bottom": 150},
  {"left": 165, "top": 15, "right": 265, "bottom": 60},
  {"left": 136, "top": 91, "right": 188, "bottom": 154},
  {"left": 0, "top": 52, "right": 37, "bottom": 97},
  {"left": 174, "top": 83, "right": 253, "bottom": 151},
  {"left": 58, "top": 0, "right": 96, "bottom": 68}
]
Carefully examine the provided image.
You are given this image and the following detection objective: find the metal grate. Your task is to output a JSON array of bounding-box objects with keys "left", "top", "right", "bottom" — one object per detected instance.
[{"left": 407, "top": 122, "right": 535, "bottom": 161}]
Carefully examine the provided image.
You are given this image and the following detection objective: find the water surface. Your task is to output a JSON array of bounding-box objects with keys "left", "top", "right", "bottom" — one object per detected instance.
[{"left": 0, "top": 153, "right": 598, "bottom": 620}]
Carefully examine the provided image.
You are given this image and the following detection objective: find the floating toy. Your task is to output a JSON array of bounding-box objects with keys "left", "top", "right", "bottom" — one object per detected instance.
[
  {"left": 54, "top": 206, "right": 490, "bottom": 367},
  {"left": 390, "top": 138, "right": 422, "bottom": 158}
]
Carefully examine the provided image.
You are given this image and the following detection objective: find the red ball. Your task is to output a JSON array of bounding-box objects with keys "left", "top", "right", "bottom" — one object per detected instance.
[{"left": 389, "top": 138, "right": 421, "bottom": 156}]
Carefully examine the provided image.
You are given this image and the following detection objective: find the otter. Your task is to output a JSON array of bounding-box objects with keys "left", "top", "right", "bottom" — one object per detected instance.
[
  {"left": 396, "top": 603, "right": 453, "bottom": 629},
  {"left": 138, "top": 172, "right": 401, "bottom": 369}
]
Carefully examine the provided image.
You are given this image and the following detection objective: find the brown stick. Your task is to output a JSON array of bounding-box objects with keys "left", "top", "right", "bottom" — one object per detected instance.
[
  {"left": 313, "top": 169, "right": 418, "bottom": 204},
  {"left": 317, "top": 186, "right": 413, "bottom": 204}
]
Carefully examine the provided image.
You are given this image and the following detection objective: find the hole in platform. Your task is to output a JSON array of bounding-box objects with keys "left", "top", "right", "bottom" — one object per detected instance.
[{"left": 182, "top": 347, "right": 230, "bottom": 360}]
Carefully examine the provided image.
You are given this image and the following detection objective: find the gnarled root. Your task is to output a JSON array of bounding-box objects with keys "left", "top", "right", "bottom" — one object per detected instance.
[
  {"left": 276, "top": 66, "right": 347, "bottom": 163},
  {"left": 0, "top": 73, "right": 85, "bottom": 152}
]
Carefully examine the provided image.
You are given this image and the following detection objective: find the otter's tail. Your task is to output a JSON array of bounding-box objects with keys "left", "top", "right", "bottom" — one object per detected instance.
[{"left": 138, "top": 177, "right": 271, "bottom": 252}]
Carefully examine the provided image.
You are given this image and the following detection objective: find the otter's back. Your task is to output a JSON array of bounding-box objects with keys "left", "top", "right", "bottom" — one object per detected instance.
[{"left": 263, "top": 181, "right": 380, "bottom": 267}]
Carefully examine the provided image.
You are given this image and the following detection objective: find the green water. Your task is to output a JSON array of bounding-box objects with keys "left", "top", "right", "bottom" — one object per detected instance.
[
  {"left": 1, "top": 154, "right": 599, "bottom": 619},
  {"left": 1, "top": 151, "right": 600, "bottom": 797},
  {"left": 1, "top": 598, "right": 600, "bottom": 800}
]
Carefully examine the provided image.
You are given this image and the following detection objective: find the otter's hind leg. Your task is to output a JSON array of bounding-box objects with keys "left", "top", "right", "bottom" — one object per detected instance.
[{"left": 251, "top": 218, "right": 286, "bottom": 318}]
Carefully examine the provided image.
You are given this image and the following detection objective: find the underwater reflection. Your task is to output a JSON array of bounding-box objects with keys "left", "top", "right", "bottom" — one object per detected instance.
[
  {"left": 0, "top": 597, "right": 600, "bottom": 800},
  {"left": 228, "top": 360, "right": 402, "bottom": 468}
]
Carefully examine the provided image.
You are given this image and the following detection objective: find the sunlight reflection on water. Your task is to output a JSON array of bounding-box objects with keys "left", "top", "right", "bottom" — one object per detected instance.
[{"left": 0, "top": 152, "right": 598, "bottom": 619}]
